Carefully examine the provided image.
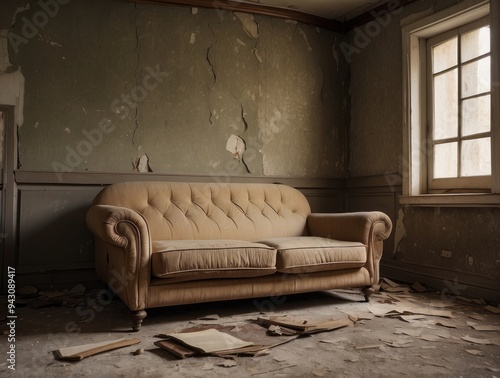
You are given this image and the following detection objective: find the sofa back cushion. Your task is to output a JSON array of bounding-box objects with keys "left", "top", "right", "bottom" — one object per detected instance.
[{"left": 92, "top": 182, "right": 311, "bottom": 241}]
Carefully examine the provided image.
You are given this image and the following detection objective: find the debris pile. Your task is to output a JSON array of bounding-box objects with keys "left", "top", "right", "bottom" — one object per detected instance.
[
  {"left": 17, "top": 284, "right": 89, "bottom": 309},
  {"left": 7, "top": 278, "right": 500, "bottom": 373}
]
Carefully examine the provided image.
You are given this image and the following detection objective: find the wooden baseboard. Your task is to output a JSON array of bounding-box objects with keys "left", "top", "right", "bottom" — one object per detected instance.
[{"left": 381, "top": 259, "right": 500, "bottom": 304}]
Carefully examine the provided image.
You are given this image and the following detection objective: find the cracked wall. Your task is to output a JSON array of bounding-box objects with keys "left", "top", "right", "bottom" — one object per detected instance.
[{"left": 5, "top": 0, "right": 349, "bottom": 178}]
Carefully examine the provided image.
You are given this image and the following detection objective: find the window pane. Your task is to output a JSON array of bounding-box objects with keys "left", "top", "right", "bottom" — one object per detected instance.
[
  {"left": 461, "top": 137, "right": 491, "bottom": 176},
  {"left": 461, "top": 56, "right": 490, "bottom": 97},
  {"left": 433, "top": 37, "right": 457, "bottom": 73},
  {"left": 461, "top": 26, "right": 490, "bottom": 62},
  {"left": 462, "top": 95, "right": 490, "bottom": 136},
  {"left": 434, "top": 142, "right": 457, "bottom": 178},
  {"left": 434, "top": 69, "right": 458, "bottom": 139}
]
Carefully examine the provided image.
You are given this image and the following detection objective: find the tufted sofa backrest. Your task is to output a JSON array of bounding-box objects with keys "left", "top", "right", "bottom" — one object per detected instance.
[{"left": 92, "top": 181, "right": 311, "bottom": 241}]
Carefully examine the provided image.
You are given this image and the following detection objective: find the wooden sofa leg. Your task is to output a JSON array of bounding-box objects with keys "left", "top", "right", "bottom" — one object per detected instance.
[
  {"left": 130, "top": 310, "right": 147, "bottom": 332},
  {"left": 362, "top": 286, "right": 375, "bottom": 302}
]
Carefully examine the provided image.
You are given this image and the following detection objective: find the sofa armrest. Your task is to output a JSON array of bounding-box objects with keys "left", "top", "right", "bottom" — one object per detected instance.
[
  {"left": 307, "top": 211, "right": 392, "bottom": 245},
  {"left": 307, "top": 211, "right": 392, "bottom": 284},
  {"left": 86, "top": 204, "right": 151, "bottom": 310},
  {"left": 86, "top": 205, "right": 149, "bottom": 249}
]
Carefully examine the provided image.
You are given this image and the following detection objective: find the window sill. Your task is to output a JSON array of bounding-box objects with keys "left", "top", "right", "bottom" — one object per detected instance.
[{"left": 399, "top": 193, "right": 500, "bottom": 207}]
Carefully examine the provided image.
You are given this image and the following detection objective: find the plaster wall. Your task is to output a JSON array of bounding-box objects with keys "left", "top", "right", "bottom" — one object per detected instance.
[{"left": 4, "top": 0, "right": 349, "bottom": 178}]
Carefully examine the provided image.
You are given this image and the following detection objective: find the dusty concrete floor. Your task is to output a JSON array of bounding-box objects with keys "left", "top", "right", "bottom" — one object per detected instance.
[{"left": 1, "top": 283, "right": 500, "bottom": 377}]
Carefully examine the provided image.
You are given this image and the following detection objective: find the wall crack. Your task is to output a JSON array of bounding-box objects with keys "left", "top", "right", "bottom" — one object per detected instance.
[
  {"left": 207, "top": 16, "right": 217, "bottom": 125},
  {"left": 132, "top": 3, "right": 140, "bottom": 145}
]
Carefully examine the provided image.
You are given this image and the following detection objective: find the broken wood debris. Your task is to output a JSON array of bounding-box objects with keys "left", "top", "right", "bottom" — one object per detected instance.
[
  {"left": 155, "top": 316, "right": 352, "bottom": 359},
  {"left": 17, "top": 284, "right": 89, "bottom": 309},
  {"left": 156, "top": 322, "right": 298, "bottom": 358},
  {"left": 256, "top": 316, "right": 353, "bottom": 334},
  {"left": 55, "top": 338, "right": 141, "bottom": 361}
]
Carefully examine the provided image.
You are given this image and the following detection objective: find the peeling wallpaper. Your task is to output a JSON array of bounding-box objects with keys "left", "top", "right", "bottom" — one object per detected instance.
[{"left": 5, "top": 0, "right": 348, "bottom": 178}]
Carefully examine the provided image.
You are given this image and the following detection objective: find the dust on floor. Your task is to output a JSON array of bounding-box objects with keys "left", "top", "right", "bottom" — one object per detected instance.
[{"left": 2, "top": 280, "right": 500, "bottom": 377}]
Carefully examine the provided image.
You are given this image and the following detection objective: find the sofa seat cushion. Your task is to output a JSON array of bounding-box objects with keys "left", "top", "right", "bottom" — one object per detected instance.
[
  {"left": 151, "top": 240, "right": 277, "bottom": 282},
  {"left": 257, "top": 237, "right": 366, "bottom": 274}
]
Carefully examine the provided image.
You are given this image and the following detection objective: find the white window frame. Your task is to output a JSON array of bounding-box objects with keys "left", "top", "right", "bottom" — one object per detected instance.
[
  {"left": 400, "top": 0, "right": 500, "bottom": 207},
  {"left": 427, "top": 16, "right": 491, "bottom": 191}
]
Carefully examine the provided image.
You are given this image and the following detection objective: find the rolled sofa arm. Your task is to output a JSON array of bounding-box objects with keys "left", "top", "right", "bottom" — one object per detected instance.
[
  {"left": 86, "top": 205, "right": 149, "bottom": 248},
  {"left": 307, "top": 211, "right": 392, "bottom": 245},
  {"left": 307, "top": 211, "right": 393, "bottom": 284},
  {"left": 86, "top": 204, "right": 151, "bottom": 310}
]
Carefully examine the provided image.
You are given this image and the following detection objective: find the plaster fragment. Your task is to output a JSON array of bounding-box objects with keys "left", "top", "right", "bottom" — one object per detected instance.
[
  {"left": 285, "top": 19, "right": 297, "bottom": 25},
  {"left": 234, "top": 12, "right": 259, "bottom": 39},
  {"left": 49, "top": 41, "right": 63, "bottom": 47},
  {"left": 226, "top": 134, "right": 245, "bottom": 160},
  {"left": 134, "top": 154, "right": 153, "bottom": 172},
  {"left": 236, "top": 38, "right": 246, "bottom": 46},
  {"left": 192, "top": 7, "right": 198, "bottom": 15},
  {"left": 190, "top": 32, "right": 196, "bottom": 44}
]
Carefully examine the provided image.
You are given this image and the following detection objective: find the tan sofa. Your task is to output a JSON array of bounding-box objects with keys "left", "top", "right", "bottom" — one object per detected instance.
[{"left": 86, "top": 181, "right": 392, "bottom": 331}]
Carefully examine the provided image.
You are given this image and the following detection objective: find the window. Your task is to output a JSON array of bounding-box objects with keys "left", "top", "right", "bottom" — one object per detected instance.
[
  {"left": 401, "top": 0, "right": 500, "bottom": 206},
  {"left": 428, "top": 18, "right": 491, "bottom": 191}
]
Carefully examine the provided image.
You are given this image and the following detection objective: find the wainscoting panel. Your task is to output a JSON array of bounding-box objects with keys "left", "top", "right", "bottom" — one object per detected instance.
[{"left": 382, "top": 259, "right": 500, "bottom": 303}]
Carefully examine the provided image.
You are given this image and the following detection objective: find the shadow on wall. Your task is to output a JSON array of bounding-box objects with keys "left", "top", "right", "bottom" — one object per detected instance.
[{"left": 17, "top": 189, "right": 99, "bottom": 274}]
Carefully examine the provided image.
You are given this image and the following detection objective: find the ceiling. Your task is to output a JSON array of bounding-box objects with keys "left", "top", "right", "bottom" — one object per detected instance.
[{"left": 238, "top": 0, "right": 389, "bottom": 21}]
